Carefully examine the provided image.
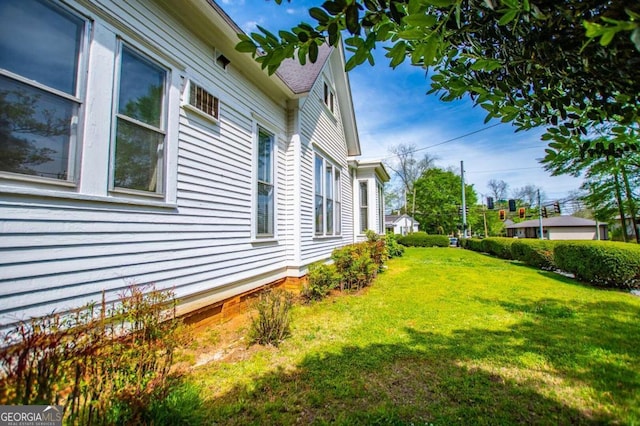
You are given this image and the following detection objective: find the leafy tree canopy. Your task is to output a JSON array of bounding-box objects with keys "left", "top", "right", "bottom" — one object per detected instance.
[{"left": 236, "top": 0, "right": 640, "bottom": 159}]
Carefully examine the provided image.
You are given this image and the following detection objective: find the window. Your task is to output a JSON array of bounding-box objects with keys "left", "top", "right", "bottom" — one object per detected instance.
[
  {"left": 188, "top": 81, "right": 219, "bottom": 120},
  {"left": 0, "top": 0, "right": 85, "bottom": 181},
  {"left": 256, "top": 127, "right": 274, "bottom": 237},
  {"left": 323, "top": 82, "right": 334, "bottom": 113},
  {"left": 315, "top": 153, "right": 341, "bottom": 236},
  {"left": 359, "top": 181, "right": 368, "bottom": 233},
  {"left": 112, "top": 44, "right": 167, "bottom": 194}
]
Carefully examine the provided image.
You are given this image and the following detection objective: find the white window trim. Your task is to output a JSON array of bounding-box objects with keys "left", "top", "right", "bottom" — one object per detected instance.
[
  {"left": 322, "top": 80, "right": 335, "bottom": 115},
  {"left": 108, "top": 39, "right": 169, "bottom": 199},
  {"left": 359, "top": 180, "right": 369, "bottom": 235},
  {"left": 0, "top": 0, "right": 91, "bottom": 187},
  {"left": 251, "top": 116, "right": 280, "bottom": 242},
  {"left": 314, "top": 152, "right": 342, "bottom": 238}
]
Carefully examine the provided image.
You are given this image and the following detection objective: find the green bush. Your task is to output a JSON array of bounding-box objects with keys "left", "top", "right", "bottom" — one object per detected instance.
[
  {"left": 462, "top": 238, "right": 485, "bottom": 252},
  {"left": 365, "top": 231, "right": 389, "bottom": 271},
  {"left": 332, "top": 243, "right": 377, "bottom": 291},
  {"left": 511, "top": 239, "right": 558, "bottom": 270},
  {"left": 303, "top": 262, "right": 339, "bottom": 301},
  {"left": 249, "top": 289, "right": 293, "bottom": 346},
  {"left": 554, "top": 241, "right": 640, "bottom": 288},
  {"left": 0, "top": 285, "right": 184, "bottom": 424},
  {"left": 384, "top": 233, "right": 405, "bottom": 258},
  {"left": 397, "top": 232, "right": 449, "bottom": 247},
  {"left": 481, "top": 237, "right": 517, "bottom": 259}
]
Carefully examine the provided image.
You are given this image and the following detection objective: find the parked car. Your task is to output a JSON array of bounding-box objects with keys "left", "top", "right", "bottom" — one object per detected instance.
[{"left": 449, "top": 237, "right": 459, "bottom": 247}]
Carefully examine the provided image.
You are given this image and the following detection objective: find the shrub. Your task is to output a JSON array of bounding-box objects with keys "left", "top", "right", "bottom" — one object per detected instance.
[
  {"left": 365, "top": 230, "right": 390, "bottom": 270},
  {"left": 384, "top": 233, "right": 405, "bottom": 258},
  {"left": 511, "top": 239, "right": 558, "bottom": 270},
  {"left": 481, "top": 237, "right": 517, "bottom": 259},
  {"left": 0, "top": 285, "right": 183, "bottom": 424},
  {"left": 249, "top": 289, "right": 293, "bottom": 346},
  {"left": 462, "top": 238, "right": 485, "bottom": 252},
  {"left": 302, "top": 262, "right": 339, "bottom": 301},
  {"left": 554, "top": 241, "right": 640, "bottom": 288},
  {"left": 397, "top": 232, "right": 449, "bottom": 247},
  {"left": 332, "top": 243, "right": 377, "bottom": 291}
]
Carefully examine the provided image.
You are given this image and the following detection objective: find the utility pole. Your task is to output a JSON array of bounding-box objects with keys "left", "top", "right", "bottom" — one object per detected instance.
[
  {"left": 461, "top": 161, "right": 467, "bottom": 238},
  {"left": 411, "top": 186, "right": 416, "bottom": 234},
  {"left": 482, "top": 200, "right": 488, "bottom": 237},
  {"left": 538, "top": 189, "right": 544, "bottom": 240}
]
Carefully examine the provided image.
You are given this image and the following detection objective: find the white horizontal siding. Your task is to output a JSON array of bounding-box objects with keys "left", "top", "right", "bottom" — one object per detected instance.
[{"left": 0, "top": 0, "right": 291, "bottom": 326}]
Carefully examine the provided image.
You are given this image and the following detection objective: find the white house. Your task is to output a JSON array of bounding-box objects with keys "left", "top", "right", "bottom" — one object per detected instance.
[
  {"left": 385, "top": 214, "right": 419, "bottom": 235},
  {"left": 0, "top": 0, "right": 387, "bottom": 326},
  {"left": 506, "top": 216, "right": 608, "bottom": 240}
]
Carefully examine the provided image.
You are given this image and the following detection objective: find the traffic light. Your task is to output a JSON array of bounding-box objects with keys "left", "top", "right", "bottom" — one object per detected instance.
[
  {"left": 508, "top": 199, "right": 516, "bottom": 212},
  {"left": 518, "top": 207, "right": 526, "bottom": 219},
  {"left": 458, "top": 206, "right": 462, "bottom": 215},
  {"left": 499, "top": 209, "right": 506, "bottom": 220},
  {"left": 542, "top": 206, "right": 548, "bottom": 218},
  {"left": 487, "top": 197, "right": 494, "bottom": 210},
  {"left": 465, "top": 206, "right": 469, "bottom": 214},
  {"left": 553, "top": 201, "right": 561, "bottom": 214}
]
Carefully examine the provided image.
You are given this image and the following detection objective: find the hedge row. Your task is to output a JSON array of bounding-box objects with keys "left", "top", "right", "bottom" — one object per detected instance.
[
  {"left": 554, "top": 241, "right": 640, "bottom": 289},
  {"left": 397, "top": 232, "right": 449, "bottom": 247},
  {"left": 462, "top": 237, "right": 640, "bottom": 289}
]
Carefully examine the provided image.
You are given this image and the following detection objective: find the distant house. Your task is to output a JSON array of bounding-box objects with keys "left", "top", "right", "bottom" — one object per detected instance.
[
  {"left": 385, "top": 214, "right": 419, "bottom": 235},
  {"left": 0, "top": 0, "right": 387, "bottom": 326},
  {"left": 506, "top": 216, "right": 608, "bottom": 240}
]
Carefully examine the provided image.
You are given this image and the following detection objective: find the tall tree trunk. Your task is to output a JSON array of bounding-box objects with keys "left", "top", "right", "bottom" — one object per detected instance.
[
  {"left": 621, "top": 165, "right": 639, "bottom": 243},
  {"left": 613, "top": 170, "right": 629, "bottom": 242}
]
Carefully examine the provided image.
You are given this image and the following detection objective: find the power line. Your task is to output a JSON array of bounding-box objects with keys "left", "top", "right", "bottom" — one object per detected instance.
[
  {"left": 466, "top": 166, "right": 542, "bottom": 174},
  {"left": 381, "top": 122, "right": 502, "bottom": 161}
]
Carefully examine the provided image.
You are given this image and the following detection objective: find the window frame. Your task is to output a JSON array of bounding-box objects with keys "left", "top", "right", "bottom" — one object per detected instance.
[
  {"left": 109, "top": 40, "right": 169, "bottom": 198},
  {"left": 323, "top": 81, "right": 335, "bottom": 114},
  {"left": 183, "top": 78, "right": 220, "bottom": 123},
  {"left": 254, "top": 125, "right": 276, "bottom": 239},
  {"left": 0, "top": 0, "right": 90, "bottom": 186},
  {"left": 359, "top": 180, "right": 369, "bottom": 234},
  {"left": 314, "top": 152, "right": 341, "bottom": 237}
]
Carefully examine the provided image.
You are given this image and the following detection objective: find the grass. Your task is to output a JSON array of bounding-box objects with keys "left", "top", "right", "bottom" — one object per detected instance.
[{"left": 182, "top": 248, "right": 640, "bottom": 425}]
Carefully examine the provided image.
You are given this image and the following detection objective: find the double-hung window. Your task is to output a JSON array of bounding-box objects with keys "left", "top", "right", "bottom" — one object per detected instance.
[
  {"left": 377, "top": 183, "right": 384, "bottom": 234},
  {"left": 112, "top": 44, "right": 167, "bottom": 194},
  {"left": 256, "top": 127, "right": 274, "bottom": 237},
  {"left": 0, "top": 0, "right": 86, "bottom": 182},
  {"left": 314, "top": 153, "right": 341, "bottom": 236},
  {"left": 359, "top": 181, "right": 368, "bottom": 233},
  {"left": 323, "top": 82, "right": 334, "bottom": 113}
]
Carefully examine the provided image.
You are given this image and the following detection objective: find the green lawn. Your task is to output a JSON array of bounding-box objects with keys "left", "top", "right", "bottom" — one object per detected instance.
[{"left": 184, "top": 248, "right": 640, "bottom": 425}]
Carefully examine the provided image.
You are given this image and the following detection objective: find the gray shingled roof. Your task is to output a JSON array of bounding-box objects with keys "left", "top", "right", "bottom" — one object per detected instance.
[
  {"left": 506, "top": 216, "right": 602, "bottom": 229},
  {"left": 275, "top": 44, "right": 333, "bottom": 94}
]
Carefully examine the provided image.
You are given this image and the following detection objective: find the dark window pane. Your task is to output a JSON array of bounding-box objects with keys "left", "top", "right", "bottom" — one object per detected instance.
[
  {"left": 326, "top": 200, "right": 333, "bottom": 234},
  {"left": 315, "top": 194, "right": 323, "bottom": 234},
  {"left": 118, "top": 47, "right": 164, "bottom": 127},
  {"left": 0, "top": 0, "right": 83, "bottom": 95},
  {"left": 257, "top": 182, "right": 274, "bottom": 235},
  {"left": 0, "top": 75, "right": 76, "bottom": 180},
  {"left": 257, "top": 129, "right": 272, "bottom": 184},
  {"left": 113, "top": 118, "right": 163, "bottom": 192},
  {"left": 314, "top": 155, "right": 322, "bottom": 195}
]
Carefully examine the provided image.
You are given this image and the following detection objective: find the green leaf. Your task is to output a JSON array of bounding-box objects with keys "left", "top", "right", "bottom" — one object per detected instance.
[
  {"left": 403, "top": 14, "right": 437, "bottom": 27},
  {"left": 236, "top": 40, "right": 257, "bottom": 53},
  {"left": 345, "top": 3, "right": 360, "bottom": 34},
  {"left": 599, "top": 29, "right": 616, "bottom": 46},
  {"left": 386, "top": 41, "right": 407, "bottom": 68},
  {"left": 309, "top": 42, "right": 319, "bottom": 62},
  {"left": 309, "top": 7, "right": 331, "bottom": 24},
  {"left": 498, "top": 9, "right": 518, "bottom": 26},
  {"left": 398, "top": 29, "right": 426, "bottom": 40},
  {"left": 630, "top": 28, "right": 640, "bottom": 50},
  {"left": 426, "top": 0, "right": 454, "bottom": 6}
]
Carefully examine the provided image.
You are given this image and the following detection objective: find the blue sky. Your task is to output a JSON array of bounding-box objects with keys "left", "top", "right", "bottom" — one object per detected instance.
[{"left": 218, "top": 0, "right": 583, "bottom": 205}]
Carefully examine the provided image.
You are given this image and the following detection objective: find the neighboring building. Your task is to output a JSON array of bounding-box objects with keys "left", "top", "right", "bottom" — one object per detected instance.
[
  {"left": 385, "top": 214, "right": 419, "bottom": 235},
  {"left": 506, "top": 216, "right": 608, "bottom": 240},
  {"left": 0, "top": 0, "right": 386, "bottom": 326}
]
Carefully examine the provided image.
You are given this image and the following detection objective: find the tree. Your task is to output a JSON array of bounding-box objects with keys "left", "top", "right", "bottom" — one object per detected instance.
[
  {"left": 512, "top": 184, "right": 544, "bottom": 208},
  {"left": 411, "top": 167, "right": 478, "bottom": 235},
  {"left": 236, "top": 0, "right": 640, "bottom": 159},
  {"left": 384, "top": 143, "right": 437, "bottom": 210},
  {"left": 487, "top": 179, "right": 508, "bottom": 202}
]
